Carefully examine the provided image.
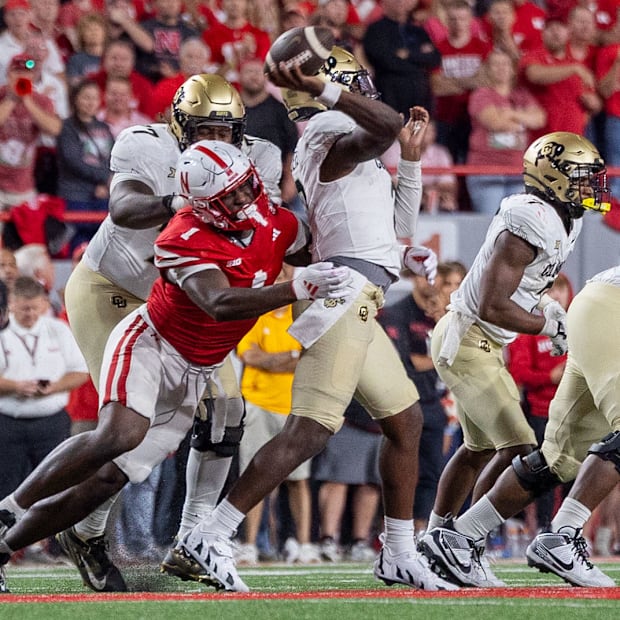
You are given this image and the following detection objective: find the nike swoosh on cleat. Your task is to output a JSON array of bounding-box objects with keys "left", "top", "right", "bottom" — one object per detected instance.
[
  {"left": 82, "top": 563, "right": 107, "bottom": 591},
  {"left": 435, "top": 534, "right": 472, "bottom": 574},
  {"left": 538, "top": 547, "right": 573, "bottom": 572}
]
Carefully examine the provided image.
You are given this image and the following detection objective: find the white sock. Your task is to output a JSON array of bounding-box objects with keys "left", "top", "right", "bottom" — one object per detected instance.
[
  {"left": 198, "top": 499, "right": 245, "bottom": 539},
  {"left": 455, "top": 495, "right": 504, "bottom": 541},
  {"left": 73, "top": 494, "right": 120, "bottom": 540},
  {"left": 427, "top": 511, "right": 450, "bottom": 532},
  {"left": 383, "top": 516, "right": 415, "bottom": 555},
  {"left": 178, "top": 449, "right": 233, "bottom": 539},
  {"left": 551, "top": 497, "right": 591, "bottom": 533},
  {"left": 0, "top": 494, "right": 27, "bottom": 521}
]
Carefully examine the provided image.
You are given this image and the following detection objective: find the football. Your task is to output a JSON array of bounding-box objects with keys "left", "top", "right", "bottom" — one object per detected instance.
[{"left": 264, "top": 26, "right": 335, "bottom": 76}]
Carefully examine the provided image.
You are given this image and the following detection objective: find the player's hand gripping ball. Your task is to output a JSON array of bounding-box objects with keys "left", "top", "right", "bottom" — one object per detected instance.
[{"left": 264, "top": 26, "right": 335, "bottom": 76}]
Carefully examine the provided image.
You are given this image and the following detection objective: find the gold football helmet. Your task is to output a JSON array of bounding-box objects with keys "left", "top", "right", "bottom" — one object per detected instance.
[
  {"left": 523, "top": 131, "right": 610, "bottom": 218},
  {"left": 170, "top": 74, "right": 246, "bottom": 150},
  {"left": 282, "top": 46, "right": 379, "bottom": 122}
]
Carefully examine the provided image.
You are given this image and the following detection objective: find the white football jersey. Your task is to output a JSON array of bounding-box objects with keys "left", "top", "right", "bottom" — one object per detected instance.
[
  {"left": 589, "top": 265, "right": 620, "bottom": 287},
  {"left": 292, "top": 111, "right": 403, "bottom": 277},
  {"left": 450, "top": 192, "right": 583, "bottom": 346},
  {"left": 83, "top": 123, "right": 283, "bottom": 300}
]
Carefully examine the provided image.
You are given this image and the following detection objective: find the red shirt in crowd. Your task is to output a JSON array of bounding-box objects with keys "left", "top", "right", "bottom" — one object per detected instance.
[
  {"left": 432, "top": 36, "right": 491, "bottom": 123},
  {"left": 519, "top": 46, "right": 590, "bottom": 136},
  {"left": 508, "top": 334, "right": 567, "bottom": 418},
  {"left": 513, "top": 1, "right": 546, "bottom": 51},
  {"left": 596, "top": 43, "right": 620, "bottom": 117},
  {"left": 89, "top": 69, "right": 154, "bottom": 118}
]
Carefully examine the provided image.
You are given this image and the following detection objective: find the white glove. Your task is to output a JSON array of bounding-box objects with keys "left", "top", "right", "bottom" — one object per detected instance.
[
  {"left": 403, "top": 246, "right": 438, "bottom": 285},
  {"left": 540, "top": 300, "right": 568, "bottom": 356},
  {"left": 291, "top": 262, "right": 353, "bottom": 300}
]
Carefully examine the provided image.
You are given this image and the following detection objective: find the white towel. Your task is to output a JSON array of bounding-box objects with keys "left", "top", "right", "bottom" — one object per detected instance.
[
  {"left": 437, "top": 310, "right": 475, "bottom": 367},
  {"left": 288, "top": 271, "right": 367, "bottom": 348},
  {"left": 193, "top": 366, "right": 229, "bottom": 443}
]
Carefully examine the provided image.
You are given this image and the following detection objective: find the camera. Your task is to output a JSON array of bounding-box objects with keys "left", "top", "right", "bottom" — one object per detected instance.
[{"left": 15, "top": 77, "right": 32, "bottom": 96}]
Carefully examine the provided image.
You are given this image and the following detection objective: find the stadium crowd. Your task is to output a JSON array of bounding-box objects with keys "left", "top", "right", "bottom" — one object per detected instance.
[{"left": 0, "top": 0, "right": 618, "bottom": 596}]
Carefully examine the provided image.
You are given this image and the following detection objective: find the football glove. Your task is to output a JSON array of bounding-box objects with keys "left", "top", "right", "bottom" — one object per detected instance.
[
  {"left": 291, "top": 262, "right": 352, "bottom": 300},
  {"left": 540, "top": 300, "right": 568, "bottom": 356},
  {"left": 403, "top": 245, "right": 438, "bottom": 285}
]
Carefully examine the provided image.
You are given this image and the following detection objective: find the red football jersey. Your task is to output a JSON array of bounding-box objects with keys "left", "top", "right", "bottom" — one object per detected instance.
[{"left": 148, "top": 203, "right": 299, "bottom": 366}]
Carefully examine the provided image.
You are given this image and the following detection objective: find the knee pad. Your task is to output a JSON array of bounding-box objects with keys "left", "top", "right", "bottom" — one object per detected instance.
[
  {"left": 512, "top": 450, "right": 561, "bottom": 496},
  {"left": 190, "top": 397, "right": 245, "bottom": 457},
  {"left": 587, "top": 430, "right": 620, "bottom": 475}
]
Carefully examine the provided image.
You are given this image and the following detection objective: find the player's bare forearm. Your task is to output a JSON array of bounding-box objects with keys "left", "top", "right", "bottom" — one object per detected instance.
[
  {"left": 478, "top": 295, "right": 545, "bottom": 334},
  {"left": 334, "top": 90, "right": 402, "bottom": 144},
  {"left": 186, "top": 280, "right": 296, "bottom": 322},
  {"left": 478, "top": 232, "right": 545, "bottom": 334},
  {"left": 109, "top": 180, "right": 173, "bottom": 229}
]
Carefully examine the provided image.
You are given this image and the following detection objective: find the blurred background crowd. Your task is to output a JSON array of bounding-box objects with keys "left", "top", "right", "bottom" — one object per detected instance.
[{"left": 5, "top": 0, "right": 620, "bottom": 234}]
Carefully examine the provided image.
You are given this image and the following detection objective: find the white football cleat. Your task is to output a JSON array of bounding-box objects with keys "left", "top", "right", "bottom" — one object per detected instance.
[
  {"left": 418, "top": 526, "right": 496, "bottom": 587},
  {"left": 526, "top": 527, "right": 615, "bottom": 587},
  {"left": 235, "top": 542, "right": 259, "bottom": 566},
  {"left": 374, "top": 536, "right": 459, "bottom": 591},
  {"left": 179, "top": 527, "right": 249, "bottom": 592},
  {"left": 297, "top": 542, "right": 321, "bottom": 564},
  {"left": 348, "top": 540, "right": 377, "bottom": 562}
]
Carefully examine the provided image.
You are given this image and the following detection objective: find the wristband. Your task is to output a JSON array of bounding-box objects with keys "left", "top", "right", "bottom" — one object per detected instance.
[
  {"left": 162, "top": 194, "right": 184, "bottom": 216},
  {"left": 315, "top": 82, "right": 341, "bottom": 109}
]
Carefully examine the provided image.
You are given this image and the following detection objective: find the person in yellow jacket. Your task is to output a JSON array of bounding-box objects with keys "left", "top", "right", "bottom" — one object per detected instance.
[{"left": 235, "top": 265, "right": 319, "bottom": 565}]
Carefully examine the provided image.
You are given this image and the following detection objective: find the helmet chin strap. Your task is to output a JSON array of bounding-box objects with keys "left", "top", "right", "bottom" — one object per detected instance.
[{"left": 567, "top": 204, "right": 586, "bottom": 219}]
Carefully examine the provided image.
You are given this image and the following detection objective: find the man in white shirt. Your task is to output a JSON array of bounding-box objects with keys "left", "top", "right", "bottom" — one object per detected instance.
[
  {"left": 0, "top": 276, "right": 87, "bottom": 592},
  {"left": 0, "top": 276, "right": 88, "bottom": 502}
]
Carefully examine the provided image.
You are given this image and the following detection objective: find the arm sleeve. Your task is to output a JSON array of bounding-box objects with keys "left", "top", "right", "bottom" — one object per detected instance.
[
  {"left": 393, "top": 160, "right": 422, "bottom": 238},
  {"left": 285, "top": 213, "right": 308, "bottom": 256}
]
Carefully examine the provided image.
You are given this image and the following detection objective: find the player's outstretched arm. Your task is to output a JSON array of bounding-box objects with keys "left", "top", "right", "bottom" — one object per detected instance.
[
  {"left": 267, "top": 63, "right": 402, "bottom": 171},
  {"left": 109, "top": 179, "right": 184, "bottom": 229},
  {"left": 182, "top": 262, "right": 352, "bottom": 321}
]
